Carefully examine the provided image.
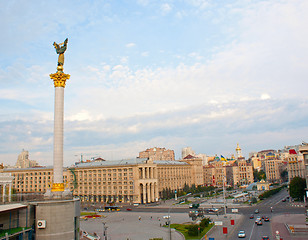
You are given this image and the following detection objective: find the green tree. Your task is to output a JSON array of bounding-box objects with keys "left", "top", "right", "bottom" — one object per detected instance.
[
  {"left": 253, "top": 170, "right": 266, "bottom": 181},
  {"left": 289, "top": 177, "right": 306, "bottom": 201},
  {"left": 200, "top": 217, "right": 211, "bottom": 228},
  {"left": 280, "top": 169, "right": 288, "bottom": 183}
]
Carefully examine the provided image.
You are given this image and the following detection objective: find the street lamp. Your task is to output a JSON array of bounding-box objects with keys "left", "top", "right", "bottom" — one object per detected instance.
[{"left": 102, "top": 222, "right": 108, "bottom": 240}]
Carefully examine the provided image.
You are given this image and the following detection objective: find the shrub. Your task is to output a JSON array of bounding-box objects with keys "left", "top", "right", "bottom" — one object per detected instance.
[{"left": 187, "top": 224, "right": 199, "bottom": 236}]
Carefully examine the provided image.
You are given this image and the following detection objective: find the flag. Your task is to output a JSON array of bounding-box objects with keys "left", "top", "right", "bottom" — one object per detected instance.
[{"left": 221, "top": 155, "right": 227, "bottom": 161}]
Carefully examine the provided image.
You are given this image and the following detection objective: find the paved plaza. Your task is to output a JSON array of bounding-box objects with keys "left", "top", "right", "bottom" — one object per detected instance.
[{"left": 81, "top": 211, "right": 190, "bottom": 240}]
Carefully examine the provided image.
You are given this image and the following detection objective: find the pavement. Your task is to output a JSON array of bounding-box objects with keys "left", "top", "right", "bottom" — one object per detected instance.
[{"left": 271, "top": 214, "right": 308, "bottom": 240}]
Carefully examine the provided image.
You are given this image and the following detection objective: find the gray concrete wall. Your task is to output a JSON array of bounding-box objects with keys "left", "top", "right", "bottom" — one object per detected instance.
[{"left": 34, "top": 198, "right": 80, "bottom": 240}]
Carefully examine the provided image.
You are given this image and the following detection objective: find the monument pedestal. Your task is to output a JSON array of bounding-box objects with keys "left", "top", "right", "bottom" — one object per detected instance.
[{"left": 33, "top": 198, "right": 80, "bottom": 240}]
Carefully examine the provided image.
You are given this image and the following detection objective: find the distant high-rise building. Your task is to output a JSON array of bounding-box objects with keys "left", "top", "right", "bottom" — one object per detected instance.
[
  {"left": 15, "top": 150, "right": 38, "bottom": 169},
  {"left": 139, "top": 147, "right": 175, "bottom": 161},
  {"left": 182, "top": 147, "right": 195, "bottom": 159},
  {"left": 182, "top": 147, "right": 208, "bottom": 165}
]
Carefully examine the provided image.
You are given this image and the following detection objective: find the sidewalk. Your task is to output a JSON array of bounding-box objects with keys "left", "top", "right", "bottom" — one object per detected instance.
[
  {"left": 204, "top": 214, "right": 244, "bottom": 240},
  {"left": 271, "top": 214, "right": 308, "bottom": 240}
]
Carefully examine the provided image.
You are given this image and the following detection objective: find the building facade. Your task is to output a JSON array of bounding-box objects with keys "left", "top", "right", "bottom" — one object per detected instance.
[
  {"left": 287, "top": 149, "right": 305, "bottom": 182},
  {"left": 4, "top": 157, "right": 203, "bottom": 204}
]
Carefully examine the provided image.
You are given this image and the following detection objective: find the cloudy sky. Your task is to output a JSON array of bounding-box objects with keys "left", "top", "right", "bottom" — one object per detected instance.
[{"left": 1, "top": 0, "right": 308, "bottom": 166}]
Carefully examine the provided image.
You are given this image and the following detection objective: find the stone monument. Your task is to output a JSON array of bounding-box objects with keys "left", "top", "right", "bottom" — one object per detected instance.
[{"left": 33, "top": 39, "right": 80, "bottom": 240}]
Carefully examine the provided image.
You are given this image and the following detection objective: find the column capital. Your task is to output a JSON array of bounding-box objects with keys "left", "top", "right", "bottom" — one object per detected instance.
[{"left": 50, "top": 71, "right": 70, "bottom": 88}]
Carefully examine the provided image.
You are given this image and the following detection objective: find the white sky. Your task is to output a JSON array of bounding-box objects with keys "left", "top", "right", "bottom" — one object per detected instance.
[{"left": 0, "top": 0, "right": 308, "bottom": 166}]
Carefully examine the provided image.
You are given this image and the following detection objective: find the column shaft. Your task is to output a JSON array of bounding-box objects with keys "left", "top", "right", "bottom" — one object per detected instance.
[{"left": 53, "top": 87, "right": 64, "bottom": 184}]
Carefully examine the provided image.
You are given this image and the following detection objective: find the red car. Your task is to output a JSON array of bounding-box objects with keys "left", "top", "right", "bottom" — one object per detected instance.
[{"left": 126, "top": 208, "right": 132, "bottom": 211}]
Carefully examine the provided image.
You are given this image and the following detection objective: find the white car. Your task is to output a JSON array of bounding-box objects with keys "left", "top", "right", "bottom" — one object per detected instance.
[{"left": 238, "top": 230, "right": 246, "bottom": 238}]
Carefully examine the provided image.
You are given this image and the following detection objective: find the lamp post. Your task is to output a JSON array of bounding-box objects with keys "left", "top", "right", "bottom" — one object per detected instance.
[
  {"left": 222, "top": 176, "right": 227, "bottom": 216},
  {"left": 102, "top": 222, "right": 108, "bottom": 240}
]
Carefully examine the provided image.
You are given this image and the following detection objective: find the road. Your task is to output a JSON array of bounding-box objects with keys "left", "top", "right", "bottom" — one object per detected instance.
[
  {"left": 81, "top": 188, "right": 306, "bottom": 239},
  {"left": 227, "top": 188, "right": 303, "bottom": 240}
]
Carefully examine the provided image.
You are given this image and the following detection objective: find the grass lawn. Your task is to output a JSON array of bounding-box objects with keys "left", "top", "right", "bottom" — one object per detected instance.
[
  {"left": 80, "top": 211, "right": 97, "bottom": 216},
  {"left": 0, "top": 227, "right": 32, "bottom": 238},
  {"left": 168, "top": 223, "right": 214, "bottom": 240}
]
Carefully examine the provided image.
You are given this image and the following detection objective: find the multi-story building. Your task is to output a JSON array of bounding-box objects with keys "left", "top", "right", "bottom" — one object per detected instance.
[
  {"left": 232, "top": 160, "right": 254, "bottom": 186},
  {"left": 298, "top": 142, "right": 308, "bottom": 224},
  {"left": 138, "top": 147, "right": 175, "bottom": 161},
  {"left": 4, "top": 156, "right": 204, "bottom": 204},
  {"left": 181, "top": 155, "right": 204, "bottom": 186},
  {"left": 251, "top": 154, "right": 262, "bottom": 171},
  {"left": 263, "top": 159, "right": 283, "bottom": 183},
  {"left": 287, "top": 149, "right": 305, "bottom": 182},
  {"left": 299, "top": 143, "right": 308, "bottom": 187},
  {"left": 203, "top": 159, "right": 253, "bottom": 187}
]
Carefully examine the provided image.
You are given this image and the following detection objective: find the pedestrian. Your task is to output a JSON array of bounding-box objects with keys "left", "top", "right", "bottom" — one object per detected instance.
[{"left": 139, "top": 216, "right": 141, "bottom": 221}]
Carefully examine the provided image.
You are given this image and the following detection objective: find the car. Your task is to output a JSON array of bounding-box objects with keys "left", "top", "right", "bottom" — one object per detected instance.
[
  {"left": 255, "top": 216, "right": 261, "bottom": 224},
  {"left": 264, "top": 217, "right": 270, "bottom": 222},
  {"left": 256, "top": 220, "right": 263, "bottom": 225},
  {"left": 238, "top": 230, "right": 246, "bottom": 238},
  {"left": 255, "top": 209, "right": 259, "bottom": 214},
  {"left": 126, "top": 208, "right": 132, "bottom": 211},
  {"left": 282, "top": 198, "right": 286, "bottom": 202},
  {"left": 250, "top": 214, "right": 254, "bottom": 219},
  {"left": 95, "top": 208, "right": 104, "bottom": 212},
  {"left": 262, "top": 236, "right": 269, "bottom": 240}
]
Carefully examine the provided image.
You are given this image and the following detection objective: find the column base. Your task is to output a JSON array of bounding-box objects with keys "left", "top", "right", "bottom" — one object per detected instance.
[{"left": 51, "top": 183, "right": 65, "bottom": 192}]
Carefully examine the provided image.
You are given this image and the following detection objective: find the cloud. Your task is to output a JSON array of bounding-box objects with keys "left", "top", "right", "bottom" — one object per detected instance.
[
  {"left": 161, "top": 3, "right": 172, "bottom": 15},
  {"left": 126, "top": 43, "right": 136, "bottom": 48},
  {"left": 1, "top": 0, "right": 308, "bottom": 166}
]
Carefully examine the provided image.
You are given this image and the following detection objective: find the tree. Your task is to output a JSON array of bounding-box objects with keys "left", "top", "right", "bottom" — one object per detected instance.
[
  {"left": 253, "top": 170, "right": 266, "bottom": 181},
  {"left": 280, "top": 169, "right": 288, "bottom": 183},
  {"left": 289, "top": 177, "right": 306, "bottom": 201}
]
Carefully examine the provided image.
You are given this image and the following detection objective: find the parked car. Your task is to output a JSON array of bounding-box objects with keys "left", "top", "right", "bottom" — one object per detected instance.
[
  {"left": 255, "top": 209, "right": 259, "bottom": 214},
  {"left": 126, "top": 208, "right": 132, "bottom": 211},
  {"left": 238, "top": 230, "right": 246, "bottom": 238},
  {"left": 250, "top": 214, "right": 254, "bottom": 219},
  {"left": 282, "top": 198, "right": 286, "bottom": 202}
]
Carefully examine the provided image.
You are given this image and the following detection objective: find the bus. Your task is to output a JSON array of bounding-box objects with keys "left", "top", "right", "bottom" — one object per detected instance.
[{"left": 104, "top": 206, "right": 120, "bottom": 211}]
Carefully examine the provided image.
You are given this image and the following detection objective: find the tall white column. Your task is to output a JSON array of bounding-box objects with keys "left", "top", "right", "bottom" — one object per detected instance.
[
  {"left": 50, "top": 70, "right": 70, "bottom": 193},
  {"left": 8, "top": 184, "right": 11, "bottom": 202},
  {"left": 53, "top": 86, "right": 64, "bottom": 184},
  {"left": 2, "top": 184, "right": 6, "bottom": 202}
]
